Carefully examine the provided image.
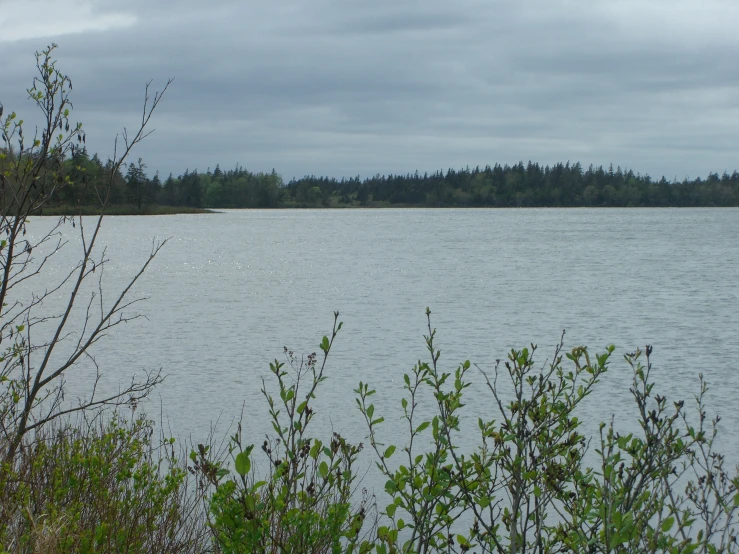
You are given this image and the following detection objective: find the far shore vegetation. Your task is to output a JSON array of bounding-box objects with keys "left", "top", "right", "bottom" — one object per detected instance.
[
  {"left": 3, "top": 146, "right": 739, "bottom": 214},
  {"left": 33, "top": 203, "right": 212, "bottom": 216}
]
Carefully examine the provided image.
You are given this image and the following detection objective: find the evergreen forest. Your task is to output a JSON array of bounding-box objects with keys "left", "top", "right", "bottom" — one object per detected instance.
[{"left": 13, "top": 148, "right": 739, "bottom": 212}]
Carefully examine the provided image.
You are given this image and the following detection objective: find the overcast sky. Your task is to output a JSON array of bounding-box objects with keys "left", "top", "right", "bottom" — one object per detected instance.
[{"left": 1, "top": 0, "right": 738, "bottom": 181}]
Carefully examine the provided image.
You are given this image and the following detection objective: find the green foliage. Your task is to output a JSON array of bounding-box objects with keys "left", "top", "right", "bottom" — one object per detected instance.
[
  {"left": 190, "top": 310, "right": 738, "bottom": 553},
  {"left": 285, "top": 163, "right": 739, "bottom": 207},
  {"left": 0, "top": 43, "right": 84, "bottom": 216},
  {"left": 355, "top": 310, "right": 739, "bottom": 554},
  {"left": 195, "top": 312, "right": 377, "bottom": 553},
  {"left": 0, "top": 413, "right": 206, "bottom": 553}
]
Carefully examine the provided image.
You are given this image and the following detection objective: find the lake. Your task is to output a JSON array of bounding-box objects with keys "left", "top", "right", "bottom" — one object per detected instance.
[{"left": 23, "top": 208, "right": 739, "bottom": 471}]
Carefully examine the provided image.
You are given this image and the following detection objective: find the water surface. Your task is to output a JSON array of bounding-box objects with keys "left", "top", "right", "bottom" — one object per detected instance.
[{"left": 24, "top": 208, "right": 739, "bottom": 468}]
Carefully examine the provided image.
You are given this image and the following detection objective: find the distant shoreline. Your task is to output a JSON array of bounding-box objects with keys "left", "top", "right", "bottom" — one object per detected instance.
[
  {"left": 32, "top": 205, "right": 216, "bottom": 216},
  {"left": 30, "top": 204, "right": 739, "bottom": 215}
]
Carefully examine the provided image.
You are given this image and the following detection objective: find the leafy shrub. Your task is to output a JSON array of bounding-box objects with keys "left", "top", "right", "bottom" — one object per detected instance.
[
  {"left": 356, "top": 310, "right": 739, "bottom": 553},
  {"left": 2, "top": 309, "right": 736, "bottom": 554},
  {"left": 195, "top": 312, "right": 377, "bottom": 554},
  {"left": 198, "top": 310, "right": 738, "bottom": 553},
  {"left": 0, "top": 412, "right": 207, "bottom": 553}
]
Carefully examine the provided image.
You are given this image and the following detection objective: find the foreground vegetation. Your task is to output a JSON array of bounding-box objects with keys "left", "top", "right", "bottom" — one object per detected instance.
[
  {"left": 2, "top": 312, "right": 738, "bottom": 553},
  {"left": 193, "top": 312, "right": 739, "bottom": 554},
  {"left": 2, "top": 45, "right": 737, "bottom": 553}
]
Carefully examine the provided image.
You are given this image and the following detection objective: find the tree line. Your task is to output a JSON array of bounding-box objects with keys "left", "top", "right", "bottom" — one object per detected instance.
[
  {"left": 288, "top": 162, "right": 739, "bottom": 207},
  {"left": 10, "top": 148, "right": 739, "bottom": 211},
  {"left": 23, "top": 149, "right": 285, "bottom": 211}
]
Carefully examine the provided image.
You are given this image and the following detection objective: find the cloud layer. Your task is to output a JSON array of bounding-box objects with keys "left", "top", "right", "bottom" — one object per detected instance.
[{"left": 1, "top": 0, "right": 738, "bottom": 180}]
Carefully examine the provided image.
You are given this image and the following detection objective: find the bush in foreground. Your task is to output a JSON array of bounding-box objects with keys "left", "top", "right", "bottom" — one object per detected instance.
[
  {"left": 200, "top": 311, "right": 739, "bottom": 554},
  {"left": 0, "top": 413, "right": 207, "bottom": 553},
  {"left": 0, "top": 311, "right": 736, "bottom": 554}
]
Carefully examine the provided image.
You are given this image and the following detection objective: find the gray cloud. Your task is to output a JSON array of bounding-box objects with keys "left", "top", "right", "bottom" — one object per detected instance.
[{"left": 1, "top": 0, "right": 738, "bottom": 180}]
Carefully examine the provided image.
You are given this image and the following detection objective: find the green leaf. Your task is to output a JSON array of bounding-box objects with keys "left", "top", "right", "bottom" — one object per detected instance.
[
  {"left": 319, "top": 461, "right": 329, "bottom": 479},
  {"left": 416, "top": 421, "right": 430, "bottom": 433},
  {"left": 320, "top": 336, "right": 330, "bottom": 352},
  {"left": 383, "top": 445, "right": 396, "bottom": 459},
  {"left": 251, "top": 480, "right": 266, "bottom": 492},
  {"left": 661, "top": 516, "right": 675, "bottom": 533},
  {"left": 734, "top": 492, "right": 739, "bottom": 507},
  {"left": 235, "top": 451, "right": 251, "bottom": 476}
]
